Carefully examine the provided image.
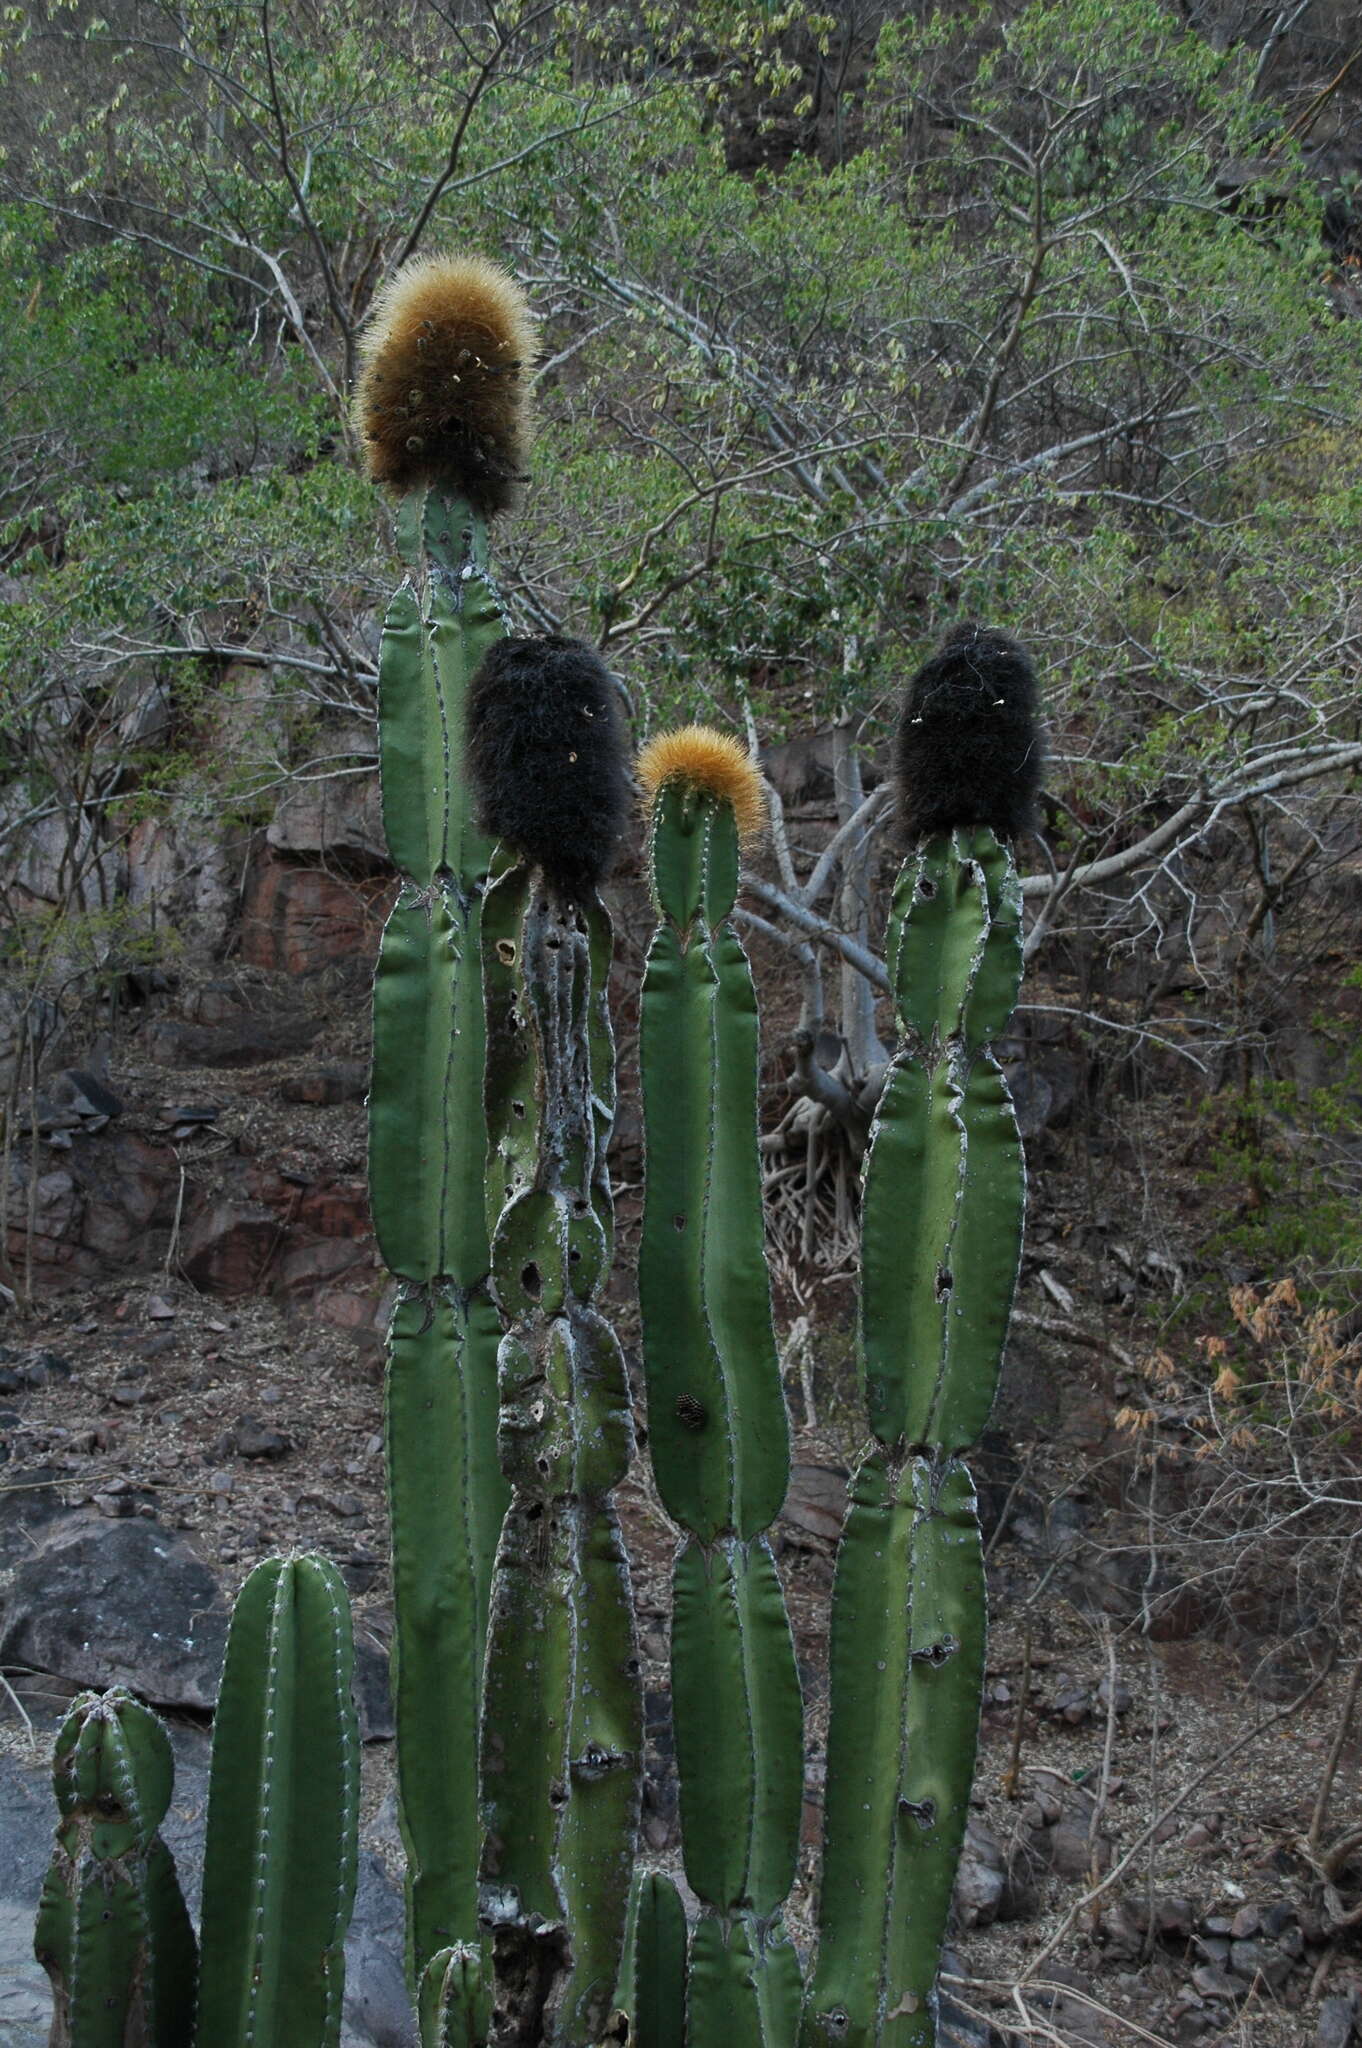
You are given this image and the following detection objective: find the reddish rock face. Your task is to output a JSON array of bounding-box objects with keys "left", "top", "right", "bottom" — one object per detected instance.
[
  {"left": 239, "top": 850, "right": 395, "bottom": 975},
  {"left": 179, "top": 1200, "right": 280, "bottom": 1295}
]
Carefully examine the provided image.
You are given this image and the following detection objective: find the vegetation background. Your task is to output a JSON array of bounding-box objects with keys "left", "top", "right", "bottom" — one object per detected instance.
[{"left": 2, "top": 3, "right": 1362, "bottom": 2043}]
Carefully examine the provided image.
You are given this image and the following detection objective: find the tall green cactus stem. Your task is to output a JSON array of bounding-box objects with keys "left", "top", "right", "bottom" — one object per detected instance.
[
  {"left": 372, "top": 482, "right": 511, "bottom": 1974},
  {"left": 35, "top": 1686, "right": 197, "bottom": 2048},
  {"left": 360, "top": 251, "right": 534, "bottom": 1981},
  {"left": 804, "top": 823, "right": 1025, "bottom": 2048},
  {"left": 635, "top": 731, "right": 803, "bottom": 2048},
  {"left": 476, "top": 849, "right": 640, "bottom": 2045},
  {"left": 195, "top": 1553, "right": 359, "bottom": 2048}
]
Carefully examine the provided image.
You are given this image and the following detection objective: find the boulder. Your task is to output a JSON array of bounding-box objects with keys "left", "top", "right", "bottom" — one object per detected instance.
[{"left": 0, "top": 1516, "right": 229, "bottom": 1710}]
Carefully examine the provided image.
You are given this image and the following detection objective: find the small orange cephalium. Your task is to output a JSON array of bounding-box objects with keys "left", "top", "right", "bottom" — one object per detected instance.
[
  {"left": 635, "top": 726, "right": 767, "bottom": 844},
  {"left": 353, "top": 253, "right": 535, "bottom": 513}
]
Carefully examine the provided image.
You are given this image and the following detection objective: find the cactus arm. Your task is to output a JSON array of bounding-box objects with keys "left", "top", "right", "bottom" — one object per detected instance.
[
  {"left": 859, "top": 1058, "right": 962, "bottom": 1449},
  {"left": 418, "top": 1944, "right": 493, "bottom": 2048},
  {"left": 688, "top": 1914, "right": 802, "bottom": 2048},
  {"left": 800, "top": 1450, "right": 912, "bottom": 2047},
  {"left": 625, "top": 1874, "right": 687, "bottom": 2048},
  {"left": 370, "top": 892, "right": 463, "bottom": 1281},
  {"left": 935, "top": 1053, "right": 1024, "bottom": 1449},
  {"left": 886, "top": 1461, "right": 986, "bottom": 2044},
  {"left": 554, "top": 1499, "right": 643, "bottom": 2041},
  {"left": 637, "top": 924, "right": 728, "bottom": 1538},
  {"left": 141, "top": 1840, "right": 198, "bottom": 2047},
  {"left": 387, "top": 1291, "right": 505, "bottom": 1966},
  {"left": 638, "top": 823, "right": 790, "bottom": 1539},
  {"left": 195, "top": 1555, "right": 359, "bottom": 2048},
  {"left": 670, "top": 1538, "right": 800, "bottom": 1917},
  {"left": 708, "top": 928, "right": 790, "bottom": 1532}
]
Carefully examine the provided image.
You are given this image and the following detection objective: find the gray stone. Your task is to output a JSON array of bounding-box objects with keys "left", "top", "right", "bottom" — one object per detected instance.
[
  {"left": 0, "top": 1515, "right": 229, "bottom": 1709},
  {"left": 953, "top": 1818, "right": 1006, "bottom": 1929},
  {"left": 1317, "top": 1995, "right": 1357, "bottom": 2048},
  {"left": 1229, "top": 1937, "right": 1292, "bottom": 1989}
]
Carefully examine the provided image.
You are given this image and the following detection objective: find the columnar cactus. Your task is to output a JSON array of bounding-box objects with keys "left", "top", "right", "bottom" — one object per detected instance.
[
  {"left": 466, "top": 634, "right": 640, "bottom": 2043},
  {"left": 635, "top": 729, "right": 804, "bottom": 2046},
  {"left": 195, "top": 1552, "right": 360, "bottom": 2048},
  {"left": 355, "top": 255, "right": 531, "bottom": 1976},
  {"left": 34, "top": 1686, "right": 197, "bottom": 2048},
  {"left": 802, "top": 626, "right": 1040, "bottom": 2048}
]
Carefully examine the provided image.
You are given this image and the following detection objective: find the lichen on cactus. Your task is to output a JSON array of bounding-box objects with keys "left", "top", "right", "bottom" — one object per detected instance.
[
  {"left": 467, "top": 634, "right": 640, "bottom": 2044},
  {"left": 804, "top": 628, "right": 1040, "bottom": 2047},
  {"left": 34, "top": 1685, "right": 197, "bottom": 2048},
  {"left": 635, "top": 727, "right": 804, "bottom": 2047},
  {"left": 361, "top": 251, "right": 535, "bottom": 1978}
]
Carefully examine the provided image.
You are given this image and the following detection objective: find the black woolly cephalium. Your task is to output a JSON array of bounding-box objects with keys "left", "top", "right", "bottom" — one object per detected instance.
[
  {"left": 466, "top": 636, "right": 630, "bottom": 897},
  {"left": 894, "top": 624, "right": 1043, "bottom": 845}
]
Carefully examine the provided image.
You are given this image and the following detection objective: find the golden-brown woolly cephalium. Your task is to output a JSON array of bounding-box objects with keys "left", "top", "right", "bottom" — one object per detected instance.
[
  {"left": 353, "top": 254, "right": 535, "bottom": 513},
  {"left": 635, "top": 726, "right": 767, "bottom": 844}
]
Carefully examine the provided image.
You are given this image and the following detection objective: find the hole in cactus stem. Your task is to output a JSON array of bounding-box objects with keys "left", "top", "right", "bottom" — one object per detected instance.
[
  {"left": 521, "top": 1262, "right": 542, "bottom": 1299},
  {"left": 935, "top": 1265, "right": 953, "bottom": 1299},
  {"left": 918, "top": 875, "right": 936, "bottom": 899},
  {"left": 672, "top": 1213, "right": 687, "bottom": 1232},
  {"left": 545, "top": 934, "right": 562, "bottom": 950},
  {"left": 497, "top": 939, "right": 516, "bottom": 965},
  {"left": 512, "top": 1100, "right": 526, "bottom": 1118},
  {"left": 915, "top": 1634, "right": 959, "bottom": 1666},
  {"left": 675, "top": 1393, "right": 707, "bottom": 1432},
  {"left": 568, "top": 1247, "right": 581, "bottom": 1264},
  {"left": 899, "top": 1795, "right": 936, "bottom": 1828}
]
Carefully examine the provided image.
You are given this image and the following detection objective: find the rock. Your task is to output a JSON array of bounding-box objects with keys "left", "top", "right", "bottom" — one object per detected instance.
[
  {"left": 0, "top": 1516, "right": 228, "bottom": 1709},
  {"left": 267, "top": 750, "right": 385, "bottom": 871},
  {"left": 0, "top": 1469, "right": 71, "bottom": 1569},
  {"left": 1228, "top": 1937, "right": 1292, "bottom": 1989},
  {"left": 1047, "top": 1820, "right": 1109, "bottom": 1879},
  {"left": 1153, "top": 1894, "right": 1195, "bottom": 1941},
  {"left": 1317, "top": 1995, "right": 1357, "bottom": 2048},
  {"left": 1190, "top": 1963, "right": 1236, "bottom": 2000},
  {"left": 240, "top": 852, "right": 394, "bottom": 976},
  {"left": 181, "top": 1201, "right": 279, "bottom": 1296},
  {"left": 232, "top": 1417, "right": 292, "bottom": 1461},
  {"left": 143, "top": 1012, "right": 323, "bottom": 1068},
  {"left": 281, "top": 1064, "right": 370, "bottom": 1107},
  {"left": 1052, "top": 1681, "right": 1092, "bottom": 1725},
  {"left": 953, "top": 1817, "right": 1006, "bottom": 1928}
]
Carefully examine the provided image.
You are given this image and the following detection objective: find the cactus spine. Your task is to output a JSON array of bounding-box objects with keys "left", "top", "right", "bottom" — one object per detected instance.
[
  {"left": 35, "top": 1686, "right": 197, "bottom": 2048},
  {"left": 194, "top": 1552, "right": 360, "bottom": 2048},
  {"left": 636, "top": 733, "right": 804, "bottom": 2048},
  {"left": 804, "top": 619, "right": 1033, "bottom": 2048},
  {"left": 361, "top": 259, "right": 532, "bottom": 1978}
]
